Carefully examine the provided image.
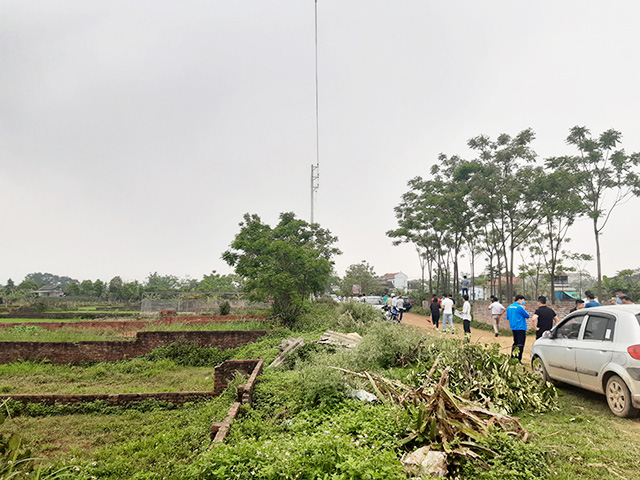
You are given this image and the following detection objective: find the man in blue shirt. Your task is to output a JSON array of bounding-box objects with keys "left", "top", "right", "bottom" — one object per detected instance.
[
  {"left": 584, "top": 291, "right": 601, "bottom": 308},
  {"left": 506, "top": 294, "right": 530, "bottom": 362}
]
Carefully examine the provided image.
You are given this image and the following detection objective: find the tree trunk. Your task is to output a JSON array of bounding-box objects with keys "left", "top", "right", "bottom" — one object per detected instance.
[{"left": 594, "top": 218, "right": 603, "bottom": 301}]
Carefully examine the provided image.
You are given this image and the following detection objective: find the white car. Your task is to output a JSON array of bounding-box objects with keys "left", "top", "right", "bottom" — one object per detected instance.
[
  {"left": 362, "top": 296, "right": 386, "bottom": 310},
  {"left": 531, "top": 304, "right": 640, "bottom": 417}
]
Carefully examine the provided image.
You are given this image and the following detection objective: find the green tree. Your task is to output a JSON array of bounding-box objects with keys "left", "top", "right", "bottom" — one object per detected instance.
[
  {"left": 222, "top": 212, "right": 340, "bottom": 326},
  {"left": 93, "top": 279, "right": 106, "bottom": 298},
  {"left": 63, "top": 282, "right": 80, "bottom": 296},
  {"left": 4, "top": 279, "right": 15, "bottom": 294},
  {"left": 340, "top": 261, "right": 382, "bottom": 296},
  {"left": 466, "top": 129, "right": 540, "bottom": 300},
  {"left": 529, "top": 168, "right": 583, "bottom": 303},
  {"left": 24, "top": 272, "right": 77, "bottom": 288},
  {"left": 120, "top": 281, "right": 143, "bottom": 301},
  {"left": 79, "top": 280, "right": 95, "bottom": 297},
  {"left": 17, "top": 280, "right": 38, "bottom": 291},
  {"left": 108, "top": 276, "right": 124, "bottom": 297},
  {"left": 198, "top": 271, "right": 238, "bottom": 292},
  {"left": 547, "top": 127, "right": 640, "bottom": 300},
  {"left": 145, "top": 272, "right": 181, "bottom": 292}
]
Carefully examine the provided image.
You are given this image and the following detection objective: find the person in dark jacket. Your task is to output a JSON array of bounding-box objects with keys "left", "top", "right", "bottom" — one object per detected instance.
[{"left": 429, "top": 295, "right": 441, "bottom": 330}]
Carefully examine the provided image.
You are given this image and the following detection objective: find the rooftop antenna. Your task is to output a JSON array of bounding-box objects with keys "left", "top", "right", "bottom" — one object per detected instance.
[{"left": 310, "top": 0, "right": 320, "bottom": 224}]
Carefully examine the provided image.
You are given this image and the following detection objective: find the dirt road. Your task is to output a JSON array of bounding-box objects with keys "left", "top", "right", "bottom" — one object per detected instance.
[{"left": 399, "top": 311, "right": 533, "bottom": 363}]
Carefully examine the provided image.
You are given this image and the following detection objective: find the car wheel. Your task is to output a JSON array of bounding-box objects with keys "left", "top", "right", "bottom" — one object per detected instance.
[
  {"left": 606, "top": 375, "right": 639, "bottom": 418},
  {"left": 531, "top": 356, "right": 551, "bottom": 383}
]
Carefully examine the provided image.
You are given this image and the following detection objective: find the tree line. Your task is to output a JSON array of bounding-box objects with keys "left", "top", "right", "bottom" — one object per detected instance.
[
  {"left": 1, "top": 271, "right": 240, "bottom": 302},
  {"left": 387, "top": 126, "right": 640, "bottom": 303}
]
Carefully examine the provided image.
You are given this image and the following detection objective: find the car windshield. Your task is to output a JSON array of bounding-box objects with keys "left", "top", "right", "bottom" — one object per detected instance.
[{"left": 364, "top": 297, "right": 384, "bottom": 305}]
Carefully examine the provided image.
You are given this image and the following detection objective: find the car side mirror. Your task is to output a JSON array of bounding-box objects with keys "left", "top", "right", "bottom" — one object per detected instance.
[{"left": 542, "top": 330, "right": 553, "bottom": 339}]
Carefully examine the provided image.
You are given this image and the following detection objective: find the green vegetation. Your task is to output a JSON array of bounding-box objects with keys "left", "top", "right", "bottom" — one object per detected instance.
[
  {"left": 222, "top": 212, "right": 340, "bottom": 326},
  {"left": 1, "top": 302, "right": 637, "bottom": 479},
  {"left": 0, "top": 359, "right": 216, "bottom": 395}
]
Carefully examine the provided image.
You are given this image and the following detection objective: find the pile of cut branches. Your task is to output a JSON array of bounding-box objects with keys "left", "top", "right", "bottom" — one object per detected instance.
[{"left": 333, "top": 355, "right": 529, "bottom": 465}]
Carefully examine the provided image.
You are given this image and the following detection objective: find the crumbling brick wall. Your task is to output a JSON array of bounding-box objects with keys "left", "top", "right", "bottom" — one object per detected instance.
[{"left": 0, "top": 330, "right": 270, "bottom": 365}]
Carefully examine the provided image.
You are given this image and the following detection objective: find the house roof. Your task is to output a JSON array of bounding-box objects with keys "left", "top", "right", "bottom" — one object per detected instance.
[
  {"left": 382, "top": 272, "right": 406, "bottom": 279},
  {"left": 33, "top": 285, "right": 62, "bottom": 293}
]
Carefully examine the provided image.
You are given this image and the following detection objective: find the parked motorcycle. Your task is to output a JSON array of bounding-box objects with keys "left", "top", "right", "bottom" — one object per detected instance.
[{"left": 382, "top": 304, "right": 399, "bottom": 323}]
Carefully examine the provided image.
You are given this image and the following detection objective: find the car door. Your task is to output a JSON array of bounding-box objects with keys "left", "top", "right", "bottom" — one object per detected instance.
[
  {"left": 544, "top": 314, "right": 586, "bottom": 385},
  {"left": 575, "top": 313, "right": 615, "bottom": 393}
]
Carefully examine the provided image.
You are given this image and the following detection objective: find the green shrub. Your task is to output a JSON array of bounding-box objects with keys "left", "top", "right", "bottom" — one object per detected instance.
[
  {"left": 218, "top": 301, "right": 231, "bottom": 316},
  {"left": 337, "top": 301, "right": 383, "bottom": 327},
  {"left": 351, "top": 322, "right": 425, "bottom": 370},
  {"left": 300, "top": 366, "right": 348, "bottom": 409},
  {"left": 457, "top": 430, "right": 549, "bottom": 479},
  {"left": 143, "top": 341, "right": 231, "bottom": 367}
]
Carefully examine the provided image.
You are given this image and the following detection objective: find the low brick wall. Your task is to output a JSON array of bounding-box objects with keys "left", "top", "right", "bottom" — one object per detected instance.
[
  {"left": 0, "top": 330, "right": 270, "bottom": 365},
  {"left": 471, "top": 301, "right": 575, "bottom": 329},
  {"left": 0, "top": 359, "right": 266, "bottom": 409},
  {"left": 0, "top": 312, "right": 130, "bottom": 320},
  {"left": 211, "top": 359, "right": 264, "bottom": 443},
  {"left": 0, "top": 392, "right": 215, "bottom": 406},
  {"left": 0, "top": 315, "right": 269, "bottom": 332}
]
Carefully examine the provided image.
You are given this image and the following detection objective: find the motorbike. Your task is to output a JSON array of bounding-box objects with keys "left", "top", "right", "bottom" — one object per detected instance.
[{"left": 382, "top": 304, "right": 400, "bottom": 323}]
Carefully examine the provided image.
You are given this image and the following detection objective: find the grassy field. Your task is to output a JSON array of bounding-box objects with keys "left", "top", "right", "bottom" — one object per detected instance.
[
  {"left": 0, "top": 359, "right": 216, "bottom": 394},
  {"left": 0, "top": 319, "right": 275, "bottom": 342},
  {"left": 523, "top": 384, "right": 640, "bottom": 479},
  {"left": 3, "top": 393, "right": 237, "bottom": 476}
]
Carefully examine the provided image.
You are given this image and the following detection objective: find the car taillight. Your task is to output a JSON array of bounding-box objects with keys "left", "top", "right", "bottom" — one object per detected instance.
[{"left": 628, "top": 345, "right": 640, "bottom": 360}]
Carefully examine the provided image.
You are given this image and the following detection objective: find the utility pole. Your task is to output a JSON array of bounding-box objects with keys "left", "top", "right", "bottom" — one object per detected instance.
[{"left": 310, "top": 0, "right": 320, "bottom": 223}]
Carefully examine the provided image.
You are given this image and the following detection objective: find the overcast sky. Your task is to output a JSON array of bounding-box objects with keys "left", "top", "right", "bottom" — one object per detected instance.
[{"left": 2, "top": 1, "right": 640, "bottom": 285}]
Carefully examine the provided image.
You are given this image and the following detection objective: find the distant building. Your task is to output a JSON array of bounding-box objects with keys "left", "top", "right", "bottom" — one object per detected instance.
[
  {"left": 33, "top": 285, "right": 63, "bottom": 297},
  {"left": 382, "top": 272, "right": 408, "bottom": 290}
]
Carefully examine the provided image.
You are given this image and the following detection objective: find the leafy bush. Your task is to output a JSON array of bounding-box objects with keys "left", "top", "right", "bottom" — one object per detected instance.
[
  {"left": 456, "top": 430, "right": 549, "bottom": 479},
  {"left": 336, "top": 301, "right": 383, "bottom": 327},
  {"left": 143, "top": 341, "right": 231, "bottom": 367},
  {"left": 350, "top": 321, "right": 425, "bottom": 370},
  {"left": 300, "top": 366, "right": 348, "bottom": 409},
  {"left": 218, "top": 301, "right": 230, "bottom": 316}
]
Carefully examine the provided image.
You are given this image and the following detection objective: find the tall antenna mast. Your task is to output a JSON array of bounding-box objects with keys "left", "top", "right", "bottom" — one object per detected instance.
[{"left": 310, "top": 0, "right": 320, "bottom": 223}]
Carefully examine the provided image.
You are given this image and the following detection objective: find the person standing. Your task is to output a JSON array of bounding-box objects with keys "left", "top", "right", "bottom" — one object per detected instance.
[
  {"left": 531, "top": 296, "right": 558, "bottom": 340},
  {"left": 488, "top": 295, "right": 506, "bottom": 338},
  {"left": 429, "top": 294, "right": 441, "bottom": 330},
  {"left": 396, "top": 295, "right": 405, "bottom": 322},
  {"left": 569, "top": 299, "right": 585, "bottom": 312},
  {"left": 506, "top": 295, "right": 530, "bottom": 362},
  {"left": 441, "top": 294, "right": 455, "bottom": 333},
  {"left": 461, "top": 276, "right": 470, "bottom": 296},
  {"left": 584, "top": 291, "right": 601, "bottom": 308},
  {"left": 460, "top": 294, "right": 472, "bottom": 342}
]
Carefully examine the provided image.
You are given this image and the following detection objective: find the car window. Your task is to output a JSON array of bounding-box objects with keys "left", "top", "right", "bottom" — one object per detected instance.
[
  {"left": 583, "top": 315, "right": 615, "bottom": 342},
  {"left": 556, "top": 315, "right": 585, "bottom": 339},
  {"left": 364, "top": 297, "right": 383, "bottom": 305}
]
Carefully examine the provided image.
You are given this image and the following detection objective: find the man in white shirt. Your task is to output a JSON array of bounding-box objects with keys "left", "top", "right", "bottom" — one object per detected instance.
[
  {"left": 488, "top": 295, "right": 506, "bottom": 338},
  {"left": 396, "top": 295, "right": 405, "bottom": 322},
  {"left": 441, "top": 294, "right": 455, "bottom": 333}
]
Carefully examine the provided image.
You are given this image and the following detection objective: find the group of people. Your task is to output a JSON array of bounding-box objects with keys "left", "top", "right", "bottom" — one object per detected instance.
[
  {"left": 495, "top": 290, "right": 635, "bottom": 363},
  {"left": 428, "top": 293, "right": 473, "bottom": 339},
  {"left": 384, "top": 293, "right": 407, "bottom": 321},
  {"left": 569, "top": 290, "right": 634, "bottom": 311}
]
